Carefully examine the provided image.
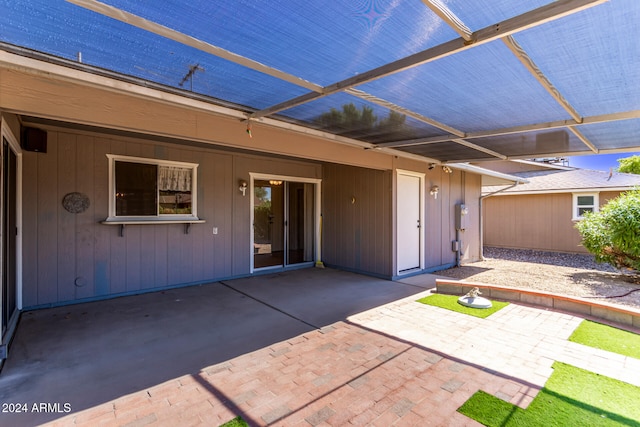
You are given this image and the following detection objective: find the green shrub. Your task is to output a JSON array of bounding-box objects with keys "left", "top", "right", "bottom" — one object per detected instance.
[
  {"left": 617, "top": 155, "right": 640, "bottom": 175},
  {"left": 576, "top": 189, "right": 640, "bottom": 274}
]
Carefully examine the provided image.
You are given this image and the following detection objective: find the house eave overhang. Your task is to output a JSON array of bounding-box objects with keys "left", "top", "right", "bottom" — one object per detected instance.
[
  {"left": 0, "top": 47, "right": 446, "bottom": 168},
  {"left": 481, "top": 186, "right": 639, "bottom": 196},
  {"left": 511, "top": 159, "right": 575, "bottom": 171},
  {"left": 449, "top": 163, "right": 529, "bottom": 186}
]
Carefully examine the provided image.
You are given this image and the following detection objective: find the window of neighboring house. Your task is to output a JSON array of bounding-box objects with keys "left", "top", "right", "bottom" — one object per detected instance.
[
  {"left": 107, "top": 155, "right": 198, "bottom": 220},
  {"left": 573, "top": 193, "right": 598, "bottom": 220}
]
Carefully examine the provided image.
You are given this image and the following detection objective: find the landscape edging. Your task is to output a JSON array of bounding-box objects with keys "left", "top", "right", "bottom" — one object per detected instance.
[{"left": 435, "top": 279, "right": 640, "bottom": 330}]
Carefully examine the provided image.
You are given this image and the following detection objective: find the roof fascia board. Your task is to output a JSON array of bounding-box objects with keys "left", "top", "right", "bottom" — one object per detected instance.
[
  {"left": 0, "top": 50, "right": 364, "bottom": 147},
  {"left": 379, "top": 148, "right": 440, "bottom": 164},
  {"left": 0, "top": 48, "right": 443, "bottom": 166},
  {"left": 0, "top": 49, "right": 249, "bottom": 119}
]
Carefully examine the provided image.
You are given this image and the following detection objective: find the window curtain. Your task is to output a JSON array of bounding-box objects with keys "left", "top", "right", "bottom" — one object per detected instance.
[{"left": 158, "top": 166, "right": 192, "bottom": 192}]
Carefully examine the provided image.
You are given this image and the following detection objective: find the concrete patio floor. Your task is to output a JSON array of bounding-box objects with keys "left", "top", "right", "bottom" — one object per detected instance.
[{"left": 0, "top": 267, "right": 638, "bottom": 426}]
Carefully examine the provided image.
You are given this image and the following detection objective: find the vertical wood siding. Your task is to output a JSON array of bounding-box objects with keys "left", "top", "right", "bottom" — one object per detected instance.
[
  {"left": 22, "top": 129, "right": 320, "bottom": 308},
  {"left": 483, "top": 193, "right": 596, "bottom": 253},
  {"left": 21, "top": 126, "right": 485, "bottom": 307},
  {"left": 423, "top": 168, "right": 479, "bottom": 269},
  {"left": 322, "top": 163, "right": 392, "bottom": 277}
]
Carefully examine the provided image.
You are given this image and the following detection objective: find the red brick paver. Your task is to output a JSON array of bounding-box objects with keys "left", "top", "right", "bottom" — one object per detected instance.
[
  {"left": 45, "top": 289, "right": 639, "bottom": 426},
  {"left": 48, "top": 320, "right": 515, "bottom": 426}
]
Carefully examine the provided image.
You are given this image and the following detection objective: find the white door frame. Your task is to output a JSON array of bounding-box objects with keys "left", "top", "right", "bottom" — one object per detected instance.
[
  {"left": 395, "top": 169, "right": 425, "bottom": 275},
  {"left": 249, "top": 173, "right": 321, "bottom": 273}
]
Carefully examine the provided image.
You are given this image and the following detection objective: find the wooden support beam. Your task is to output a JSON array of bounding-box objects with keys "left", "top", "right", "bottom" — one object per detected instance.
[
  {"left": 420, "top": 0, "right": 473, "bottom": 41},
  {"left": 374, "top": 110, "right": 640, "bottom": 149},
  {"left": 452, "top": 139, "right": 508, "bottom": 159},
  {"left": 249, "top": 0, "right": 606, "bottom": 119},
  {"left": 568, "top": 125, "right": 599, "bottom": 153},
  {"left": 345, "top": 88, "right": 465, "bottom": 137},
  {"left": 502, "top": 35, "right": 583, "bottom": 123}
]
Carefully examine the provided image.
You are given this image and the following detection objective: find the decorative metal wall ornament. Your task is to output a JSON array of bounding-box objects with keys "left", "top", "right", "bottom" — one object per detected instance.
[{"left": 62, "top": 192, "right": 90, "bottom": 214}]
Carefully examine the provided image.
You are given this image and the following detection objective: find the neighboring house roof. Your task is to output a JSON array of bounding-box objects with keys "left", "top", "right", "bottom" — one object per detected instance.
[{"left": 483, "top": 168, "right": 640, "bottom": 195}]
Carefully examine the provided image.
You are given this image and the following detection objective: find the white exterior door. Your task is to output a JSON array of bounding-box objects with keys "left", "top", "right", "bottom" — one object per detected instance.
[{"left": 397, "top": 172, "right": 423, "bottom": 273}]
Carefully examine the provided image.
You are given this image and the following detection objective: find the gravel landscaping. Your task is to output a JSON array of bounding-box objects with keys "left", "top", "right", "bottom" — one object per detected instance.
[{"left": 438, "top": 247, "right": 640, "bottom": 309}]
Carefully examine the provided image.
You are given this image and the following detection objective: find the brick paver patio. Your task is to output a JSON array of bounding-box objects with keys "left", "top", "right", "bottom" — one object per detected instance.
[{"left": 42, "top": 289, "right": 640, "bottom": 426}]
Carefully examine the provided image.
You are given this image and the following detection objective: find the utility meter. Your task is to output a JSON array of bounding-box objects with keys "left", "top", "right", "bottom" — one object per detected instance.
[{"left": 455, "top": 203, "right": 468, "bottom": 231}]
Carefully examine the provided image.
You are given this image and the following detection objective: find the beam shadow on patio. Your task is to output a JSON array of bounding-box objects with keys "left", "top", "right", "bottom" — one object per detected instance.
[{"left": 0, "top": 268, "right": 432, "bottom": 426}]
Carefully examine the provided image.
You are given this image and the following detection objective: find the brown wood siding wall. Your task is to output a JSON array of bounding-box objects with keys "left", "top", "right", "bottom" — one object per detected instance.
[
  {"left": 460, "top": 173, "right": 482, "bottom": 263},
  {"left": 423, "top": 168, "right": 480, "bottom": 269},
  {"left": 483, "top": 193, "right": 587, "bottom": 253},
  {"left": 321, "top": 163, "right": 392, "bottom": 277},
  {"left": 22, "top": 128, "right": 321, "bottom": 308}
]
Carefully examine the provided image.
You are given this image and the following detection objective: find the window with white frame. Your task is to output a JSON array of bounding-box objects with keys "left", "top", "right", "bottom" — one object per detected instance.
[
  {"left": 572, "top": 193, "right": 598, "bottom": 220},
  {"left": 107, "top": 155, "right": 198, "bottom": 220}
]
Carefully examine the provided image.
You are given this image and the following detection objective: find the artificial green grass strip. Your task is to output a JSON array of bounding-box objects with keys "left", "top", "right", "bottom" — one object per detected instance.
[
  {"left": 457, "top": 390, "right": 521, "bottom": 426},
  {"left": 416, "top": 293, "right": 509, "bottom": 318},
  {"left": 219, "top": 416, "right": 248, "bottom": 427},
  {"left": 458, "top": 362, "right": 640, "bottom": 427},
  {"left": 569, "top": 320, "right": 640, "bottom": 360}
]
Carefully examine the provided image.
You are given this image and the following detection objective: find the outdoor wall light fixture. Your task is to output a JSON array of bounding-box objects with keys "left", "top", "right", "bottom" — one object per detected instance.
[
  {"left": 239, "top": 180, "right": 248, "bottom": 196},
  {"left": 442, "top": 166, "right": 453, "bottom": 174},
  {"left": 430, "top": 185, "right": 439, "bottom": 199}
]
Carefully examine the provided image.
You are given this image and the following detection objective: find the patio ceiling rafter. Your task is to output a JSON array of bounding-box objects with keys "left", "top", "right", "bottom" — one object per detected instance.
[
  {"left": 345, "top": 88, "right": 464, "bottom": 137},
  {"left": 68, "top": 0, "right": 610, "bottom": 160},
  {"left": 419, "top": 0, "right": 473, "bottom": 42},
  {"left": 346, "top": 88, "right": 508, "bottom": 159},
  {"left": 452, "top": 139, "right": 507, "bottom": 160},
  {"left": 0, "top": 47, "right": 446, "bottom": 168},
  {"left": 568, "top": 126, "right": 599, "bottom": 153},
  {"left": 374, "top": 109, "right": 640, "bottom": 150},
  {"left": 501, "top": 35, "right": 601, "bottom": 153},
  {"left": 65, "top": 0, "right": 324, "bottom": 93},
  {"left": 248, "top": 0, "right": 607, "bottom": 120},
  {"left": 58, "top": 0, "right": 634, "bottom": 163},
  {"left": 501, "top": 35, "right": 582, "bottom": 124},
  {"left": 416, "top": 0, "right": 599, "bottom": 156}
]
